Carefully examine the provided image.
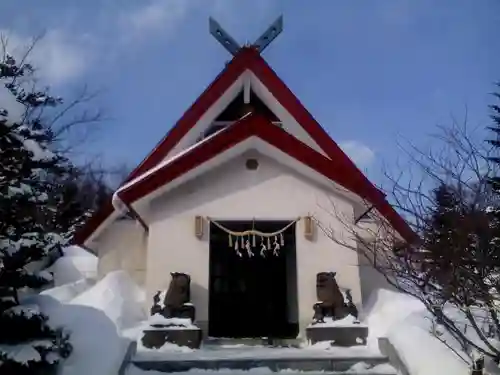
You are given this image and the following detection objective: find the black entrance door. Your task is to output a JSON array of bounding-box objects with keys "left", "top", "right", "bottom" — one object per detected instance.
[{"left": 208, "top": 221, "right": 296, "bottom": 338}]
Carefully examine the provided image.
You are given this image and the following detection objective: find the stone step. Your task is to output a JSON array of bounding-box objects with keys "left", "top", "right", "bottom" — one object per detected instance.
[
  {"left": 127, "top": 364, "right": 397, "bottom": 375},
  {"left": 131, "top": 355, "right": 395, "bottom": 373},
  {"left": 203, "top": 337, "right": 303, "bottom": 347}
]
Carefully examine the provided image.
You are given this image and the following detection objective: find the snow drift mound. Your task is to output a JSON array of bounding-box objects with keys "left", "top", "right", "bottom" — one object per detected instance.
[
  {"left": 48, "top": 245, "right": 97, "bottom": 286},
  {"left": 70, "top": 270, "right": 146, "bottom": 330},
  {"left": 387, "top": 310, "right": 468, "bottom": 375},
  {"left": 45, "top": 300, "right": 130, "bottom": 375},
  {"left": 41, "top": 279, "right": 95, "bottom": 303},
  {"left": 63, "top": 245, "right": 95, "bottom": 258},
  {"left": 363, "top": 288, "right": 425, "bottom": 339},
  {"left": 364, "top": 288, "right": 469, "bottom": 375}
]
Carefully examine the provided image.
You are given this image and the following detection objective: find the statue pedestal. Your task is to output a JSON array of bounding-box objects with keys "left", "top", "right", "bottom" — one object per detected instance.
[
  {"left": 140, "top": 315, "right": 203, "bottom": 349},
  {"left": 141, "top": 327, "right": 202, "bottom": 349},
  {"left": 306, "top": 320, "right": 368, "bottom": 347}
]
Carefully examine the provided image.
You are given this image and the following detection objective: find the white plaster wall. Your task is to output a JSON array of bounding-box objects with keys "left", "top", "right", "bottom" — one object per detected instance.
[
  {"left": 92, "top": 219, "right": 148, "bottom": 287},
  {"left": 356, "top": 243, "right": 395, "bottom": 314},
  {"left": 355, "top": 220, "right": 397, "bottom": 314},
  {"left": 145, "top": 151, "right": 361, "bottom": 336}
]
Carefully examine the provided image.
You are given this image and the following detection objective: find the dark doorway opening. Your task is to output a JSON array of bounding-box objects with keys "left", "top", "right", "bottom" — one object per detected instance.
[{"left": 208, "top": 220, "right": 298, "bottom": 339}]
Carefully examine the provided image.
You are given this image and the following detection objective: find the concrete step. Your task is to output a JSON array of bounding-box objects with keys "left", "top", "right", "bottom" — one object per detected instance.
[
  {"left": 131, "top": 355, "right": 396, "bottom": 373},
  {"left": 127, "top": 364, "right": 398, "bottom": 374},
  {"left": 203, "top": 337, "right": 303, "bottom": 347},
  {"left": 202, "top": 338, "right": 304, "bottom": 348}
]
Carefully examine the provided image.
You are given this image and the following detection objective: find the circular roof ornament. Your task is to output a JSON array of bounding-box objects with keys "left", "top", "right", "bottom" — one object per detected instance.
[{"left": 245, "top": 158, "right": 259, "bottom": 170}]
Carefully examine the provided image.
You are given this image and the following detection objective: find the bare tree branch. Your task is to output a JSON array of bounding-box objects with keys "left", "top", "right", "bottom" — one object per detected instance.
[{"left": 320, "top": 115, "right": 500, "bottom": 364}]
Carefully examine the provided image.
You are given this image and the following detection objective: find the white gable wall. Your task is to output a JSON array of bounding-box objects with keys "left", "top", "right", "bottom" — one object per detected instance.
[
  {"left": 92, "top": 219, "right": 148, "bottom": 287},
  {"left": 145, "top": 151, "right": 361, "bottom": 338},
  {"left": 249, "top": 72, "right": 328, "bottom": 157},
  {"left": 162, "top": 70, "right": 328, "bottom": 162},
  {"left": 164, "top": 73, "right": 247, "bottom": 160}
]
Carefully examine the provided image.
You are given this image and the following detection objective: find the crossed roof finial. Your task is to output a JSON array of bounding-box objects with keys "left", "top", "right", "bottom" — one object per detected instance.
[{"left": 209, "top": 16, "right": 283, "bottom": 56}]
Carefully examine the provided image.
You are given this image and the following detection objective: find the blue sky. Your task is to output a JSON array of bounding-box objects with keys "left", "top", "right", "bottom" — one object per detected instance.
[{"left": 1, "top": 0, "right": 499, "bottom": 187}]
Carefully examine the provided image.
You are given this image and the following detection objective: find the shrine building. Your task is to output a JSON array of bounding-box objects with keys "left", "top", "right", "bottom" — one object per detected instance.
[{"left": 74, "top": 17, "right": 412, "bottom": 339}]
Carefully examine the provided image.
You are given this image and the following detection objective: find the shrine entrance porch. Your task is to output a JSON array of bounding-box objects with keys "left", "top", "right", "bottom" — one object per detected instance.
[{"left": 208, "top": 220, "right": 299, "bottom": 339}]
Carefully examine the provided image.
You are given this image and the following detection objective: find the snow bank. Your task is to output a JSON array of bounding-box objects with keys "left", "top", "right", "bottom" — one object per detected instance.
[
  {"left": 21, "top": 247, "right": 148, "bottom": 375},
  {"left": 40, "top": 279, "right": 94, "bottom": 303},
  {"left": 70, "top": 270, "right": 147, "bottom": 330},
  {"left": 28, "top": 269, "right": 148, "bottom": 375},
  {"left": 389, "top": 312, "right": 468, "bottom": 375},
  {"left": 62, "top": 245, "right": 95, "bottom": 258},
  {"left": 47, "top": 245, "right": 97, "bottom": 286},
  {"left": 364, "top": 288, "right": 425, "bottom": 340},
  {"left": 364, "top": 289, "right": 469, "bottom": 375},
  {"left": 45, "top": 298, "right": 131, "bottom": 375},
  {"left": 21, "top": 292, "right": 130, "bottom": 375}
]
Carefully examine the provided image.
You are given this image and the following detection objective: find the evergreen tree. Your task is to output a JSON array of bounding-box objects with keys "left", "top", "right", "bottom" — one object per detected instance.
[
  {"left": 487, "top": 82, "right": 500, "bottom": 191},
  {"left": 0, "top": 53, "right": 72, "bottom": 374},
  {"left": 419, "top": 182, "right": 500, "bottom": 308},
  {"left": 419, "top": 184, "right": 465, "bottom": 296}
]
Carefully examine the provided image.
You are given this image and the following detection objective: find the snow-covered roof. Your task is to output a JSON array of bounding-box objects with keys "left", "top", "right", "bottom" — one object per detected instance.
[
  {"left": 114, "top": 120, "right": 236, "bottom": 201},
  {"left": 74, "top": 47, "right": 413, "bottom": 246},
  {"left": 110, "top": 120, "right": 241, "bottom": 213}
]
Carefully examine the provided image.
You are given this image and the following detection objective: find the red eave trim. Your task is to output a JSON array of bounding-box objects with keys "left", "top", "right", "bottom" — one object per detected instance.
[
  {"left": 72, "top": 200, "right": 114, "bottom": 245},
  {"left": 72, "top": 48, "right": 257, "bottom": 245},
  {"left": 249, "top": 55, "right": 340, "bottom": 161},
  {"left": 124, "top": 48, "right": 258, "bottom": 183},
  {"left": 74, "top": 47, "right": 407, "bottom": 244},
  {"left": 119, "top": 114, "right": 259, "bottom": 204},
  {"left": 118, "top": 113, "right": 415, "bottom": 242},
  {"left": 247, "top": 55, "right": 386, "bottom": 197},
  {"left": 126, "top": 46, "right": 367, "bottom": 182}
]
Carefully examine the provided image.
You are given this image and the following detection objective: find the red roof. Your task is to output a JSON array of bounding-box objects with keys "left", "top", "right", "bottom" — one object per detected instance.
[
  {"left": 116, "top": 113, "right": 414, "bottom": 242},
  {"left": 73, "top": 46, "right": 414, "bottom": 245}
]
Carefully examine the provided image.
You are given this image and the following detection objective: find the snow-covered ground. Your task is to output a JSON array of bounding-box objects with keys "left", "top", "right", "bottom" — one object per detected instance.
[
  {"left": 133, "top": 340, "right": 382, "bottom": 362},
  {"left": 46, "top": 245, "right": 98, "bottom": 286},
  {"left": 18, "top": 245, "right": 478, "bottom": 375},
  {"left": 125, "top": 363, "right": 397, "bottom": 375},
  {"left": 21, "top": 246, "right": 146, "bottom": 375},
  {"left": 364, "top": 289, "right": 470, "bottom": 375}
]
